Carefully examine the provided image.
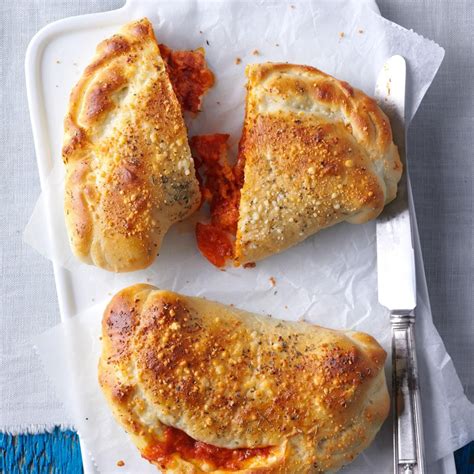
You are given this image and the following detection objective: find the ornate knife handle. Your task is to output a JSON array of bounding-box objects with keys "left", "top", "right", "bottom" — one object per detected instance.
[{"left": 391, "top": 312, "right": 426, "bottom": 474}]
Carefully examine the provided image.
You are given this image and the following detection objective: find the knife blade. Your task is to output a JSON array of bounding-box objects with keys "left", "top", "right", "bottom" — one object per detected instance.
[
  {"left": 375, "top": 55, "right": 416, "bottom": 312},
  {"left": 374, "top": 56, "right": 426, "bottom": 474}
]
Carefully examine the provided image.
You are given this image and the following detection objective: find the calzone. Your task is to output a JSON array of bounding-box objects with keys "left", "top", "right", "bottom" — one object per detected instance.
[
  {"left": 63, "top": 18, "right": 212, "bottom": 272},
  {"left": 194, "top": 63, "right": 402, "bottom": 266},
  {"left": 99, "top": 284, "right": 390, "bottom": 473}
]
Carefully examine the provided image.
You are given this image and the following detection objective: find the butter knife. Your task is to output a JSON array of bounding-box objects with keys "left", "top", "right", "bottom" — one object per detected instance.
[{"left": 374, "top": 55, "right": 426, "bottom": 474}]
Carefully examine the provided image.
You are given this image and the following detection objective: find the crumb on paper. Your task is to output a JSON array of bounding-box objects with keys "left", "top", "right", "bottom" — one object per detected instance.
[
  {"left": 274, "top": 290, "right": 278, "bottom": 296},
  {"left": 199, "top": 30, "right": 203, "bottom": 34},
  {"left": 55, "top": 60, "right": 61, "bottom": 64},
  {"left": 339, "top": 32, "right": 345, "bottom": 39},
  {"left": 73, "top": 62, "right": 78, "bottom": 66},
  {"left": 235, "top": 57, "right": 242, "bottom": 65},
  {"left": 290, "top": 4, "right": 296, "bottom": 8},
  {"left": 216, "top": 101, "right": 221, "bottom": 105},
  {"left": 269, "top": 276, "right": 276, "bottom": 287},
  {"left": 358, "top": 29, "right": 364, "bottom": 34},
  {"left": 146, "top": 277, "right": 151, "bottom": 282},
  {"left": 285, "top": 305, "right": 288, "bottom": 309},
  {"left": 116, "top": 460, "right": 125, "bottom": 467},
  {"left": 275, "top": 43, "right": 280, "bottom": 47},
  {"left": 244, "top": 262, "right": 256, "bottom": 268},
  {"left": 206, "top": 39, "right": 210, "bottom": 46},
  {"left": 252, "top": 49, "right": 260, "bottom": 56}
]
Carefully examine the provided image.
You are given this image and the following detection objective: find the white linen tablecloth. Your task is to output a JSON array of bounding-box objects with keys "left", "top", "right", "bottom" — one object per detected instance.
[{"left": 0, "top": 0, "right": 472, "bottom": 449}]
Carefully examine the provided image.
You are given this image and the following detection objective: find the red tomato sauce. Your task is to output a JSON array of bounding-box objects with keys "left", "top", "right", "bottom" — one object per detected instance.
[
  {"left": 196, "top": 222, "right": 234, "bottom": 268},
  {"left": 191, "top": 134, "right": 243, "bottom": 267},
  {"left": 142, "top": 426, "right": 271, "bottom": 470},
  {"left": 159, "top": 44, "right": 215, "bottom": 114}
]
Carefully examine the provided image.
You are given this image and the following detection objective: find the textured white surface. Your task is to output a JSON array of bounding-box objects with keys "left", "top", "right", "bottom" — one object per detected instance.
[{"left": 0, "top": 0, "right": 472, "bottom": 471}]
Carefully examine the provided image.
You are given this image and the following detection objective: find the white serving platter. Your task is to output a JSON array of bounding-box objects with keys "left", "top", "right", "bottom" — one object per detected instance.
[{"left": 25, "top": 0, "right": 454, "bottom": 472}]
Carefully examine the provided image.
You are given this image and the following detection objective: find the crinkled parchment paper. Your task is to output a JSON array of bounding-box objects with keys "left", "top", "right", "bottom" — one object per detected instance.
[{"left": 27, "top": 0, "right": 473, "bottom": 472}]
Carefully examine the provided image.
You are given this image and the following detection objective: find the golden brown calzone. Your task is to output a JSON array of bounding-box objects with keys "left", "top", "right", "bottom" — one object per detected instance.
[
  {"left": 63, "top": 19, "right": 205, "bottom": 272},
  {"left": 236, "top": 63, "right": 402, "bottom": 263},
  {"left": 194, "top": 63, "right": 402, "bottom": 266},
  {"left": 99, "top": 284, "right": 389, "bottom": 472}
]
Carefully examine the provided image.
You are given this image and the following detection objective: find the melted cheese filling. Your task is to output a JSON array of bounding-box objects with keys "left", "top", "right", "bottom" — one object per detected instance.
[{"left": 142, "top": 425, "right": 272, "bottom": 470}]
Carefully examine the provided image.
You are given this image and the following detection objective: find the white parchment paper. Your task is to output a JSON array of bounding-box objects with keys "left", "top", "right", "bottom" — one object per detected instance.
[{"left": 27, "top": 0, "right": 474, "bottom": 472}]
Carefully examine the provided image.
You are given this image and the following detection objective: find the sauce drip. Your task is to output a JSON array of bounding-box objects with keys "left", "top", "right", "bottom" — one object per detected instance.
[
  {"left": 142, "top": 426, "right": 271, "bottom": 470},
  {"left": 191, "top": 134, "right": 242, "bottom": 267},
  {"left": 196, "top": 222, "right": 234, "bottom": 268}
]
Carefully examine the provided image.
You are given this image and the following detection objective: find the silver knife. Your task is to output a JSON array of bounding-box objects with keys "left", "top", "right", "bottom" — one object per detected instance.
[{"left": 374, "top": 55, "right": 426, "bottom": 474}]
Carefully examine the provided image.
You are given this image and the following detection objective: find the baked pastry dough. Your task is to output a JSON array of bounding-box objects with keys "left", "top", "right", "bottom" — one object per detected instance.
[
  {"left": 63, "top": 19, "right": 206, "bottom": 272},
  {"left": 193, "top": 63, "right": 402, "bottom": 266},
  {"left": 99, "top": 284, "right": 389, "bottom": 473},
  {"left": 236, "top": 63, "right": 403, "bottom": 263}
]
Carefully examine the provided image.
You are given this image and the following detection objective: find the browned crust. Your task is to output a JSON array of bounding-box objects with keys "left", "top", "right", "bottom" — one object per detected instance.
[
  {"left": 99, "top": 284, "right": 390, "bottom": 473},
  {"left": 235, "top": 63, "right": 402, "bottom": 264},
  {"left": 63, "top": 19, "right": 201, "bottom": 272},
  {"left": 244, "top": 63, "right": 395, "bottom": 155},
  {"left": 63, "top": 23, "right": 150, "bottom": 161}
]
